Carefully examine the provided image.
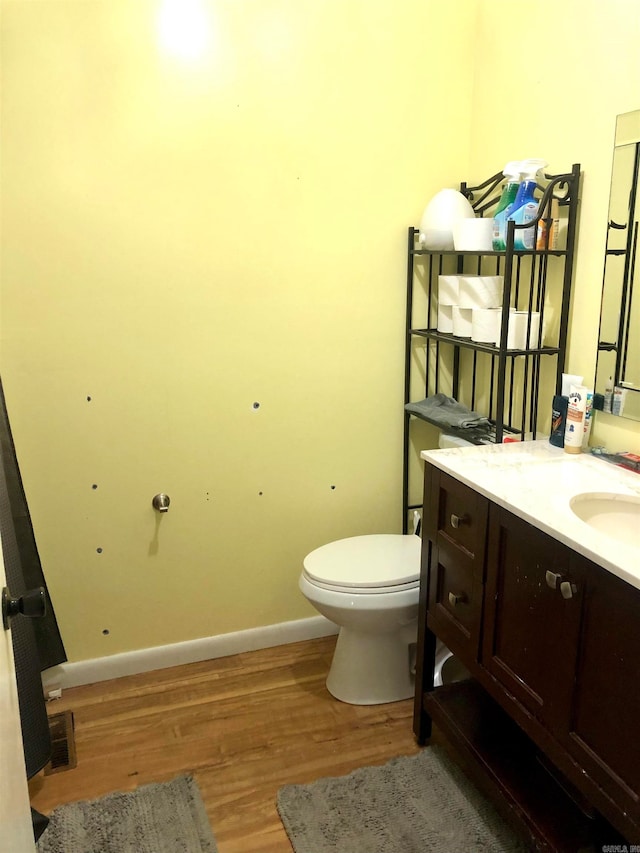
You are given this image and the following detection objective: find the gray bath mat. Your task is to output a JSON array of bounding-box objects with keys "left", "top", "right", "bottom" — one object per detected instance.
[
  {"left": 37, "top": 774, "right": 217, "bottom": 853},
  {"left": 277, "top": 745, "right": 528, "bottom": 853}
]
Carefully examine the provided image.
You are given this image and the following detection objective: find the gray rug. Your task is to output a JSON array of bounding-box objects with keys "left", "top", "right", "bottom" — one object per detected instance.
[
  {"left": 36, "top": 774, "right": 217, "bottom": 853},
  {"left": 277, "top": 745, "right": 529, "bottom": 853}
]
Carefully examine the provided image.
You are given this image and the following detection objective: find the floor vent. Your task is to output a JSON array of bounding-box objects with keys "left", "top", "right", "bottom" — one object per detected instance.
[{"left": 44, "top": 711, "right": 77, "bottom": 775}]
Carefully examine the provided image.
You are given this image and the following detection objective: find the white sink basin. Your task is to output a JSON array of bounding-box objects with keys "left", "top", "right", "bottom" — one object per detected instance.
[{"left": 570, "top": 492, "right": 640, "bottom": 547}]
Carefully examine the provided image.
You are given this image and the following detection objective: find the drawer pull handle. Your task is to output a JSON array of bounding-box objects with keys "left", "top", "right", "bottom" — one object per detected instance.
[
  {"left": 545, "top": 571, "right": 578, "bottom": 599},
  {"left": 448, "top": 591, "right": 466, "bottom": 606},
  {"left": 545, "top": 570, "right": 562, "bottom": 589},
  {"left": 450, "top": 513, "right": 467, "bottom": 529}
]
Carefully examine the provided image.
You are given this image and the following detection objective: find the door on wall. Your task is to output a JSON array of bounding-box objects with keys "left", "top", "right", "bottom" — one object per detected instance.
[{"left": 0, "top": 549, "right": 37, "bottom": 853}]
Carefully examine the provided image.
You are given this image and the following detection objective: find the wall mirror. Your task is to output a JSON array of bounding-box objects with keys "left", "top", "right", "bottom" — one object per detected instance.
[{"left": 595, "top": 108, "right": 640, "bottom": 421}]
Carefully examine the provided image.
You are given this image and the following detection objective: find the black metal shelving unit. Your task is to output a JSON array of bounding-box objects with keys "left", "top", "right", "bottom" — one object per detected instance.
[{"left": 402, "top": 164, "right": 581, "bottom": 531}]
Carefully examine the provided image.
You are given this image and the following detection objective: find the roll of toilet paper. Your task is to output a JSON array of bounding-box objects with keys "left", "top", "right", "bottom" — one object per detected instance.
[
  {"left": 496, "top": 311, "right": 523, "bottom": 349},
  {"left": 453, "top": 217, "right": 494, "bottom": 251},
  {"left": 458, "top": 275, "right": 503, "bottom": 309},
  {"left": 494, "top": 307, "right": 514, "bottom": 346},
  {"left": 497, "top": 311, "right": 542, "bottom": 350},
  {"left": 521, "top": 311, "right": 541, "bottom": 348},
  {"left": 471, "top": 308, "right": 502, "bottom": 343},
  {"left": 452, "top": 306, "right": 473, "bottom": 337},
  {"left": 438, "top": 275, "right": 460, "bottom": 306},
  {"left": 437, "top": 304, "right": 454, "bottom": 333}
]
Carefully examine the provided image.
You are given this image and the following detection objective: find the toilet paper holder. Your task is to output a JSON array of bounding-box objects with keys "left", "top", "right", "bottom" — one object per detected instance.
[{"left": 152, "top": 494, "right": 170, "bottom": 513}]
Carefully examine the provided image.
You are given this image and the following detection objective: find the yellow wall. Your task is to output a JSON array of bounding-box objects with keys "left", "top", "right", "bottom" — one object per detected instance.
[
  {"left": 2, "top": 0, "right": 639, "bottom": 665},
  {"left": 0, "top": 0, "right": 477, "bottom": 660},
  {"left": 469, "top": 0, "right": 640, "bottom": 451}
]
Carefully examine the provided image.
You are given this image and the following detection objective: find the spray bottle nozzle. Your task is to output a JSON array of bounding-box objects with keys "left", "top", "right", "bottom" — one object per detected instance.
[
  {"left": 519, "top": 158, "right": 548, "bottom": 181},
  {"left": 502, "top": 160, "right": 522, "bottom": 181}
]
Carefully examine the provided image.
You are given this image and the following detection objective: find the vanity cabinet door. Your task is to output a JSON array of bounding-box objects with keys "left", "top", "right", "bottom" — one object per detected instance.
[
  {"left": 483, "top": 504, "right": 585, "bottom": 736},
  {"left": 565, "top": 556, "right": 640, "bottom": 834},
  {"left": 424, "top": 467, "right": 487, "bottom": 665}
]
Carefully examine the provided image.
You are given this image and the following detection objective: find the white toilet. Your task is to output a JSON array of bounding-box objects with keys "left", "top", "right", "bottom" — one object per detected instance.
[{"left": 299, "top": 533, "right": 421, "bottom": 705}]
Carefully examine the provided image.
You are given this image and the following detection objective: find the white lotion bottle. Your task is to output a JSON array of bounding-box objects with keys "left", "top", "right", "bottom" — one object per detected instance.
[{"left": 564, "top": 385, "right": 588, "bottom": 454}]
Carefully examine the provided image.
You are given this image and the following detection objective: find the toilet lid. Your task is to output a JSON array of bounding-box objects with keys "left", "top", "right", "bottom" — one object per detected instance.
[{"left": 303, "top": 534, "right": 421, "bottom": 589}]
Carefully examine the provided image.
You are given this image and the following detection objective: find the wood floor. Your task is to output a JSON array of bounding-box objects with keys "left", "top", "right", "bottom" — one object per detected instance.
[{"left": 28, "top": 635, "right": 425, "bottom": 852}]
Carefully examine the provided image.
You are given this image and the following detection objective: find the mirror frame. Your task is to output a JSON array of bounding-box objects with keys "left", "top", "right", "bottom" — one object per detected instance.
[{"left": 595, "top": 109, "right": 640, "bottom": 420}]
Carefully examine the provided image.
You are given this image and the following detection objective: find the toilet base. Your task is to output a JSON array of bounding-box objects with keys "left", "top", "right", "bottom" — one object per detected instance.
[{"left": 326, "top": 624, "right": 416, "bottom": 705}]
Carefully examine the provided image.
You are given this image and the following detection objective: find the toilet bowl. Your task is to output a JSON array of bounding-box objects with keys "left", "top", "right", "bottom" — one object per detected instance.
[{"left": 299, "top": 533, "right": 421, "bottom": 705}]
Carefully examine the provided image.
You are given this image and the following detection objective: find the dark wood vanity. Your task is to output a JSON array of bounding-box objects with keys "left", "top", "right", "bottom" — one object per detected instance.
[{"left": 415, "top": 460, "right": 640, "bottom": 850}]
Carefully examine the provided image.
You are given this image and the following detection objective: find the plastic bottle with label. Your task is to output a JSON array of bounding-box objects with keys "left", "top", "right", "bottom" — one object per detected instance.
[
  {"left": 507, "top": 159, "right": 548, "bottom": 251},
  {"left": 603, "top": 375, "right": 613, "bottom": 413},
  {"left": 536, "top": 197, "right": 560, "bottom": 250},
  {"left": 492, "top": 161, "right": 522, "bottom": 251},
  {"left": 564, "top": 384, "right": 588, "bottom": 454}
]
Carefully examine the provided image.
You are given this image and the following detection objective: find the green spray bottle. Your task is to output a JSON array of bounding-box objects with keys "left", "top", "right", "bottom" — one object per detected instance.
[{"left": 492, "top": 161, "right": 522, "bottom": 251}]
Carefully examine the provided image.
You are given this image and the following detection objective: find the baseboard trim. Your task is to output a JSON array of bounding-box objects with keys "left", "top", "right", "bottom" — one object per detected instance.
[{"left": 45, "top": 616, "right": 338, "bottom": 691}]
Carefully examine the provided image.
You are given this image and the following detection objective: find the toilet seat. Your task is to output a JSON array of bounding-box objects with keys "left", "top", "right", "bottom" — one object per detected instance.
[
  {"left": 303, "top": 534, "right": 420, "bottom": 595},
  {"left": 302, "top": 573, "right": 419, "bottom": 595}
]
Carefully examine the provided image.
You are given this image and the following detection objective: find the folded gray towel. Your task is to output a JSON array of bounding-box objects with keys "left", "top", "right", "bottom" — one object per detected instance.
[{"left": 405, "top": 394, "right": 490, "bottom": 430}]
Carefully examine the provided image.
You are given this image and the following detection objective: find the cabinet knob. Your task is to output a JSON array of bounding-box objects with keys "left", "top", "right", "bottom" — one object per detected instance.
[
  {"left": 450, "top": 513, "right": 468, "bottom": 529},
  {"left": 560, "top": 581, "right": 578, "bottom": 600},
  {"left": 545, "top": 570, "right": 562, "bottom": 589},
  {"left": 448, "top": 591, "right": 466, "bottom": 607}
]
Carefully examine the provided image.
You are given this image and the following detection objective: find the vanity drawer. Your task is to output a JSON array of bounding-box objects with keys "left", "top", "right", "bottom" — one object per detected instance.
[
  {"left": 425, "top": 466, "right": 488, "bottom": 572},
  {"left": 427, "top": 533, "right": 482, "bottom": 664}
]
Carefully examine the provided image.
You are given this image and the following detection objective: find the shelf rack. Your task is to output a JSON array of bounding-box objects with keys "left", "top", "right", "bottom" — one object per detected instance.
[{"left": 402, "top": 164, "right": 581, "bottom": 531}]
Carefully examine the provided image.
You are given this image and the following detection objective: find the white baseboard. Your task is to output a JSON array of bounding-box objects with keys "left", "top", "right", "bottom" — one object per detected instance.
[{"left": 44, "top": 616, "right": 338, "bottom": 692}]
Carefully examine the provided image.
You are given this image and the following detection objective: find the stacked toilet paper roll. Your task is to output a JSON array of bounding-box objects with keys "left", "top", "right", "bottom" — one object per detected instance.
[
  {"left": 458, "top": 275, "right": 503, "bottom": 309},
  {"left": 436, "top": 274, "right": 542, "bottom": 347},
  {"left": 471, "top": 308, "right": 502, "bottom": 343},
  {"left": 437, "top": 275, "right": 460, "bottom": 332},
  {"left": 496, "top": 311, "right": 541, "bottom": 349},
  {"left": 452, "top": 306, "right": 473, "bottom": 337},
  {"left": 437, "top": 305, "right": 454, "bottom": 333},
  {"left": 435, "top": 269, "right": 542, "bottom": 350},
  {"left": 437, "top": 275, "right": 460, "bottom": 306}
]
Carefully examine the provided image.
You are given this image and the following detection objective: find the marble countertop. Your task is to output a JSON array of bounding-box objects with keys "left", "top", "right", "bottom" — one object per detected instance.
[{"left": 421, "top": 440, "right": 640, "bottom": 590}]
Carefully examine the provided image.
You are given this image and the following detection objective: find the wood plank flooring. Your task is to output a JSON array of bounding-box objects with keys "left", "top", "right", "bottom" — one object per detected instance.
[{"left": 28, "top": 635, "right": 424, "bottom": 852}]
